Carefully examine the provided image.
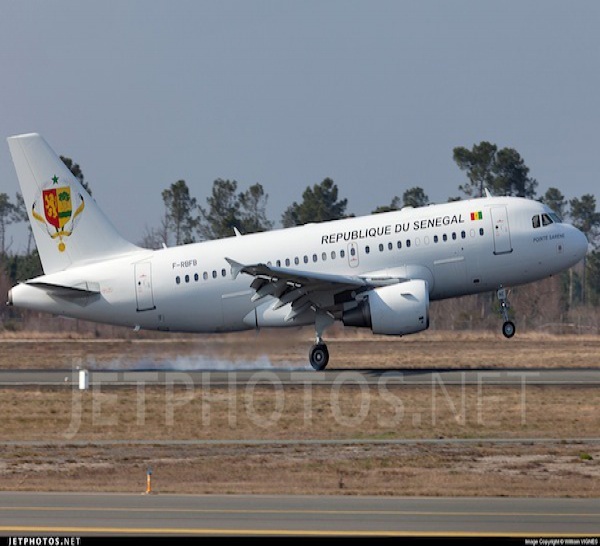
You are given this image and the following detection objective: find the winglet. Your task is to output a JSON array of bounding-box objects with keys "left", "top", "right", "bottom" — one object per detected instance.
[{"left": 225, "top": 258, "right": 244, "bottom": 279}]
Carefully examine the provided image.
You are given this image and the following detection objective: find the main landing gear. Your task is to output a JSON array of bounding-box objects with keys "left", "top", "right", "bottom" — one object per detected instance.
[
  {"left": 309, "top": 312, "right": 334, "bottom": 370},
  {"left": 497, "top": 286, "right": 515, "bottom": 338},
  {"left": 309, "top": 340, "right": 329, "bottom": 371}
]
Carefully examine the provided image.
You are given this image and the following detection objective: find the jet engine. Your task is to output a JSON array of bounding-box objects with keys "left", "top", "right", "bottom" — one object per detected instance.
[{"left": 342, "top": 279, "right": 429, "bottom": 335}]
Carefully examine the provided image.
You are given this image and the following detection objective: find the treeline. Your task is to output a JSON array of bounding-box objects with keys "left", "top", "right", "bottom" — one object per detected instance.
[{"left": 1, "top": 142, "right": 599, "bottom": 333}]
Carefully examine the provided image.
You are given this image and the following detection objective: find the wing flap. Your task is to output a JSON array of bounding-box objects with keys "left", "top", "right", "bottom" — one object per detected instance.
[{"left": 225, "top": 258, "right": 415, "bottom": 319}]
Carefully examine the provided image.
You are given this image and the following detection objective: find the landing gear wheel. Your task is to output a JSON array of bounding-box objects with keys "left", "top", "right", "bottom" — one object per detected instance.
[
  {"left": 497, "top": 286, "right": 515, "bottom": 339},
  {"left": 309, "top": 343, "right": 329, "bottom": 371},
  {"left": 502, "top": 321, "right": 516, "bottom": 338}
]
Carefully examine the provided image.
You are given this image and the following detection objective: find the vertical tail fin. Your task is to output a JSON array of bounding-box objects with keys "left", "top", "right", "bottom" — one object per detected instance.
[{"left": 7, "top": 133, "right": 140, "bottom": 274}]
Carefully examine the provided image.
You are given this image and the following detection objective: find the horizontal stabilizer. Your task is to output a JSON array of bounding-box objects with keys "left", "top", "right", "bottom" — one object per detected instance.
[{"left": 26, "top": 281, "right": 100, "bottom": 299}]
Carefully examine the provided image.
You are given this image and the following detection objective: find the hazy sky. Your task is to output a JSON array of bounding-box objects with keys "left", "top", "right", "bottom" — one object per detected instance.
[{"left": 1, "top": 1, "right": 598, "bottom": 250}]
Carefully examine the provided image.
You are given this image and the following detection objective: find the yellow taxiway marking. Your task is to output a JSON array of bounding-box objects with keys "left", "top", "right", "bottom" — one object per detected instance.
[{"left": 0, "top": 527, "right": 597, "bottom": 537}]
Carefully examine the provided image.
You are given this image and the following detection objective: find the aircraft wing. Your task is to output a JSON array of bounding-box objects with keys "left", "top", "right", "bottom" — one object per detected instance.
[{"left": 226, "top": 258, "right": 408, "bottom": 320}]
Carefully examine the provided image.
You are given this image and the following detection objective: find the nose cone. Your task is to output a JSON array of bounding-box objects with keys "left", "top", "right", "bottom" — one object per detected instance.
[{"left": 573, "top": 227, "right": 588, "bottom": 263}]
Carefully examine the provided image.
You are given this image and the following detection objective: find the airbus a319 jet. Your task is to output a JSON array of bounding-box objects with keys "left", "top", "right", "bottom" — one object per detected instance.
[{"left": 6, "top": 134, "right": 588, "bottom": 369}]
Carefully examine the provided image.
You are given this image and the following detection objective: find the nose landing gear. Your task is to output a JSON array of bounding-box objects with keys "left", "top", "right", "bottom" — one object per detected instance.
[{"left": 497, "top": 286, "right": 515, "bottom": 338}]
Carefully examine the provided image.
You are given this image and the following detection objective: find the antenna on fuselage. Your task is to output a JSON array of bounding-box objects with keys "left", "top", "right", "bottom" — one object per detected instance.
[{"left": 484, "top": 187, "right": 494, "bottom": 198}]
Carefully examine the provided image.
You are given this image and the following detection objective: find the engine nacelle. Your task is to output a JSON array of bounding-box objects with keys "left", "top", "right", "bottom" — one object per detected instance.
[{"left": 342, "top": 279, "right": 429, "bottom": 335}]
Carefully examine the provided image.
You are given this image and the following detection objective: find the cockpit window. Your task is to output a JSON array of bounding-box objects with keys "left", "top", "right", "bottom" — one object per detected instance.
[
  {"left": 533, "top": 213, "right": 559, "bottom": 229},
  {"left": 549, "top": 212, "right": 562, "bottom": 223}
]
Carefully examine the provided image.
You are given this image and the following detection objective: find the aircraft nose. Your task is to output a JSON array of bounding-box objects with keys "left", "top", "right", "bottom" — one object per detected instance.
[{"left": 573, "top": 227, "right": 588, "bottom": 262}]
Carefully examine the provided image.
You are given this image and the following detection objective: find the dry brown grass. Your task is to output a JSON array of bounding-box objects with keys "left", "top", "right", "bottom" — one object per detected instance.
[
  {"left": 1, "top": 442, "right": 598, "bottom": 497},
  {"left": 1, "top": 385, "right": 598, "bottom": 442},
  {"left": 1, "top": 329, "right": 599, "bottom": 369},
  {"left": 0, "top": 331, "right": 598, "bottom": 496},
  {"left": 0, "top": 384, "right": 598, "bottom": 496}
]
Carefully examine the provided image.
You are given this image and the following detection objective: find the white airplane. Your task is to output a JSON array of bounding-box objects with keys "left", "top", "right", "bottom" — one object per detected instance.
[{"left": 6, "top": 133, "right": 588, "bottom": 369}]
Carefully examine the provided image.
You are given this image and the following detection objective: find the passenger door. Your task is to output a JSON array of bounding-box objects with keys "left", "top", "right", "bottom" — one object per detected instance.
[{"left": 491, "top": 206, "right": 513, "bottom": 255}]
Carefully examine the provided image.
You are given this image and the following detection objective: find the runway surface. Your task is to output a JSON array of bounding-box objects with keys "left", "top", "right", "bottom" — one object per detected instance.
[
  {"left": 0, "top": 492, "right": 599, "bottom": 536},
  {"left": 1, "top": 368, "right": 600, "bottom": 387}
]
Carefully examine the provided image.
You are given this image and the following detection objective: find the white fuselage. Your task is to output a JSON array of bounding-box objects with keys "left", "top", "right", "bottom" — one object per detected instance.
[{"left": 9, "top": 195, "right": 587, "bottom": 334}]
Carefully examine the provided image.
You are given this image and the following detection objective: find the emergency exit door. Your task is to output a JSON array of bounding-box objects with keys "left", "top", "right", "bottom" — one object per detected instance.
[
  {"left": 347, "top": 242, "right": 359, "bottom": 268},
  {"left": 135, "top": 262, "right": 155, "bottom": 311}
]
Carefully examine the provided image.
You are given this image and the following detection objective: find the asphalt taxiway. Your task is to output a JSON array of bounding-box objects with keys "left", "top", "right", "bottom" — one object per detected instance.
[
  {"left": 0, "top": 368, "right": 599, "bottom": 387},
  {"left": 0, "top": 492, "right": 598, "bottom": 536}
]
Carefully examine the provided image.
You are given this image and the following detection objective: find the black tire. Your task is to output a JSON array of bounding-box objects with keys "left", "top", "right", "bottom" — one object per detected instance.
[
  {"left": 502, "top": 321, "right": 516, "bottom": 338},
  {"left": 309, "top": 343, "right": 329, "bottom": 371}
]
